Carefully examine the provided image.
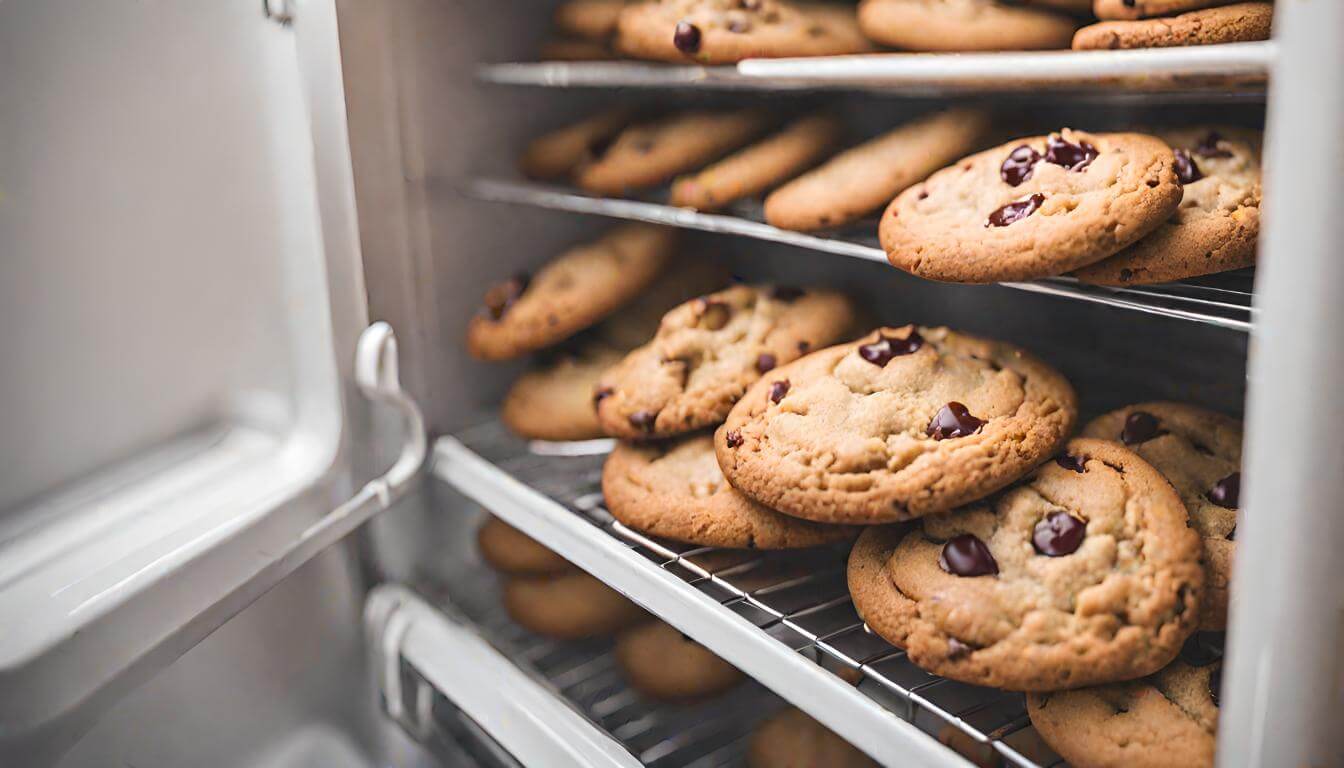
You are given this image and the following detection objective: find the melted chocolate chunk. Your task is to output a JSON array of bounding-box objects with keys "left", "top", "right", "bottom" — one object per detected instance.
[
  {"left": 1120, "top": 411, "right": 1163, "bottom": 445},
  {"left": 629, "top": 410, "right": 657, "bottom": 432},
  {"left": 1000, "top": 145, "right": 1041, "bottom": 187},
  {"left": 756, "top": 353, "right": 777, "bottom": 373},
  {"left": 1179, "top": 632, "right": 1225, "bottom": 667},
  {"left": 939, "top": 534, "right": 999, "bottom": 577},
  {"left": 1044, "top": 134, "right": 1100, "bottom": 172},
  {"left": 986, "top": 194, "right": 1044, "bottom": 228},
  {"left": 592, "top": 386, "right": 613, "bottom": 408},
  {"left": 857, "top": 329, "right": 924, "bottom": 367},
  {"left": 1208, "top": 472, "right": 1241, "bottom": 509},
  {"left": 725, "top": 429, "right": 743, "bottom": 448},
  {"left": 1032, "top": 511, "right": 1086, "bottom": 557},
  {"left": 768, "top": 379, "right": 790, "bottom": 404},
  {"left": 482, "top": 273, "right": 530, "bottom": 320},
  {"left": 771, "top": 285, "right": 806, "bottom": 302},
  {"left": 926, "top": 402, "right": 985, "bottom": 440},
  {"left": 1055, "top": 454, "right": 1087, "bottom": 473},
  {"left": 797, "top": 340, "right": 811, "bottom": 354},
  {"left": 1173, "top": 149, "right": 1203, "bottom": 185},
  {"left": 673, "top": 21, "right": 702, "bottom": 53},
  {"left": 699, "top": 300, "right": 732, "bottom": 330},
  {"left": 1195, "top": 131, "right": 1233, "bottom": 159}
]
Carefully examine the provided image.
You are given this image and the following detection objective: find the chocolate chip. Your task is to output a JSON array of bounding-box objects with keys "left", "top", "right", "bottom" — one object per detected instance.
[
  {"left": 1032, "top": 511, "right": 1086, "bottom": 557},
  {"left": 1044, "top": 134, "right": 1099, "bottom": 172},
  {"left": 756, "top": 353, "right": 777, "bottom": 373},
  {"left": 926, "top": 402, "right": 985, "bottom": 440},
  {"left": 482, "top": 272, "right": 529, "bottom": 320},
  {"left": 986, "top": 194, "right": 1044, "bottom": 228},
  {"left": 768, "top": 379, "right": 790, "bottom": 404},
  {"left": 1179, "top": 632, "right": 1224, "bottom": 667},
  {"left": 1209, "top": 664, "right": 1222, "bottom": 707},
  {"left": 725, "top": 429, "right": 743, "bottom": 448},
  {"left": 1123, "top": 0, "right": 1135, "bottom": 5},
  {"left": 1055, "top": 454, "right": 1087, "bottom": 473},
  {"left": 587, "top": 134, "right": 616, "bottom": 160},
  {"left": 947, "top": 638, "right": 973, "bottom": 660},
  {"left": 857, "top": 329, "right": 924, "bottom": 367},
  {"left": 673, "top": 20, "right": 702, "bottom": 53},
  {"left": 771, "top": 285, "right": 805, "bottom": 302},
  {"left": 1207, "top": 472, "right": 1241, "bottom": 509},
  {"left": 1000, "top": 144, "right": 1041, "bottom": 186},
  {"left": 592, "top": 386, "right": 613, "bottom": 409},
  {"left": 1195, "top": 131, "right": 1233, "bottom": 159},
  {"left": 797, "top": 340, "right": 811, "bottom": 354},
  {"left": 1120, "top": 411, "right": 1163, "bottom": 445},
  {"left": 1173, "top": 149, "right": 1203, "bottom": 185},
  {"left": 699, "top": 300, "right": 731, "bottom": 330},
  {"left": 739, "top": 0, "right": 762, "bottom": 8},
  {"left": 629, "top": 410, "right": 657, "bottom": 432},
  {"left": 939, "top": 534, "right": 999, "bottom": 577}
]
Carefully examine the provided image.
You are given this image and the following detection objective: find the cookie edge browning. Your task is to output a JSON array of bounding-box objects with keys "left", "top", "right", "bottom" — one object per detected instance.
[
  {"left": 602, "top": 438, "right": 861, "bottom": 549},
  {"left": 879, "top": 131, "right": 1184, "bottom": 284},
  {"left": 716, "top": 326, "right": 1079, "bottom": 523}
]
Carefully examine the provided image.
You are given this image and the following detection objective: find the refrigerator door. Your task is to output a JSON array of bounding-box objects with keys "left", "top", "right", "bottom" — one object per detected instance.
[{"left": 0, "top": 1, "right": 422, "bottom": 763}]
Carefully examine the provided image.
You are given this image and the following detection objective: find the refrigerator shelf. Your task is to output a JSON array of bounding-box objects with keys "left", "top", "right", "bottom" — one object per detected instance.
[
  {"left": 433, "top": 420, "right": 1066, "bottom": 768},
  {"left": 478, "top": 42, "right": 1271, "bottom": 98},
  {"left": 466, "top": 177, "right": 1256, "bottom": 333}
]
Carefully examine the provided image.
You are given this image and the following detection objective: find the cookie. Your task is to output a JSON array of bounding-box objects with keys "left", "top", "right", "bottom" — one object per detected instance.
[
  {"left": 595, "top": 284, "right": 860, "bottom": 439},
  {"left": 857, "top": 0, "right": 1079, "bottom": 52},
  {"left": 466, "top": 224, "right": 677, "bottom": 361},
  {"left": 1082, "top": 403, "right": 1240, "bottom": 629},
  {"left": 669, "top": 114, "right": 842, "bottom": 213},
  {"left": 1095, "top": 0, "right": 1248, "bottom": 20},
  {"left": 615, "top": 0, "right": 875, "bottom": 65},
  {"left": 614, "top": 621, "right": 744, "bottom": 700},
  {"left": 1027, "top": 653, "right": 1222, "bottom": 768},
  {"left": 764, "top": 109, "right": 991, "bottom": 233},
  {"left": 1074, "top": 127, "right": 1261, "bottom": 286},
  {"left": 539, "top": 37, "right": 618, "bottom": 61},
  {"left": 575, "top": 109, "right": 774, "bottom": 196},
  {"left": 503, "top": 570, "right": 648, "bottom": 639},
  {"left": 477, "top": 516, "right": 573, "bottom": 576},
  {"left": 880, "top": 130, "right": 1183, "bottom": 283},
  {"left": 554, "top": 0, "right": 627, "bottom": 41},
  {"left": 1073, "top": 2, "right": 1272, "bottom": 49},
  {"left": 602, "top": 435, "right": 860, "bottom": 549},
  {"left": 593, "top": 255, "right": 732, "bottom": 350},
  {"left": 717, "top": 326, "right": 1077, "bottom": 523},
  {"left": 501, "top": 344, "right": 626, "bottom": 442},
  {"left": 519, "top": 107, "right": 635, "bottom": 181},
  {"left": 746, "top": 708, "right": 878, "bottom": 768},
  {"left": 847, "top": 438, "right": 1204, "bottom": 691}
]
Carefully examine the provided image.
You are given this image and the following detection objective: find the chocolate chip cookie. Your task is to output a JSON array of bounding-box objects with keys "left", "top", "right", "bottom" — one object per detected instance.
[
  {"left": 747, "top": 708, "right": 878, "bottom": 768},
  {"left": 519, "top": 107, "right": 635, "bottom": 181},
  {"left": 857, "top": 0, "right": 1079, "bottom": 52},
  {"left": 477, "top": 516, "right": 573, "bottom": 576},
  {"left": 615, "top": 0, "right": 875, "bottom": 64},
  {"left": 603, "top": 435, "right": 860, "bottom": 548},
  {"left": 764, "top": 108, "right": 992, "bottom": 233},
  {"left": 1075, "top": 127, "right": 1261, "bottom": 286},
  {"left": 467, "top": 224, "right": 677, "bottom": 361},
  {"left": 576, "top": 109, "right": 775, "bottom": 196},
  {"left": 501, "top": 344, "right": 625, "bottom": 442},
  {"left": 554, "top": 0, "right": 628, "bottom": 41},
  {"left": 1095, "top": 0, "right": 1248, "bottom": 20},
  {"left": 1073, "top": 1, "right": 1272, "bottom": 49},
  {"left": 595, "top": 284, "right": 860, "bottom": 439},
  {"left": 615, "top": 621, "right": 744, "bottom": 700},
  {"left": 880, "top": 130, "right": 1183, "bottom": 283},
  {"left": 503, "top": 570, "right": 648, "bottom": 639},
  {"left": 670, "top": 114, "right": 842, "bottom": 212},
  {"left": 1027, "top": 646, "right": 1223, "bottom": 767},
  {"left": 717, "top": 326, "right": 1077, "bottom": 523},
  {"left": 1083, "top": 403, "right": 1241, "bottom": 629},
  {"left": 847, "top": 438, "right": 1204, "bottom": 691}
]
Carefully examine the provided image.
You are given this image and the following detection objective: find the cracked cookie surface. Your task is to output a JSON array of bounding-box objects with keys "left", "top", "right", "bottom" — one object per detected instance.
[
  {"left": 596, "top": 284, "right": 860, "bottom": 439},
  {"left": 716, "top": 326, "right": 1077, "bottom": 523},
  {"left": 1083, "top": 402, "right": 1241, "bottom": 629},
  {"left": 880, "top": 130, "right": 1183, "bottom": 283},
  {"left": 616, "top": 0, "right": 874, "bottom": 64},
  {"left": 603, "top": 434, "right": 860, "bottom": 549},
  {"left": 847, "top": 438, "right": 1204, "bottom": 691},
  {"left": 858, "top": 0, "right": 1079, "bottom": 52}
]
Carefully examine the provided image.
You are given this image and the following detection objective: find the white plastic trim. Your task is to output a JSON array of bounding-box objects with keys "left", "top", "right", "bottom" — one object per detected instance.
[
  {"left": 365, "top": 585, "right": 643, "bottom": 768},
  {"left": 432, "top": 436, "right": 973, "bottom": 768}
]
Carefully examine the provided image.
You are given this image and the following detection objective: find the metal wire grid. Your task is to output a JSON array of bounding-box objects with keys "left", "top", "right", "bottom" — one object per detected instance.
[
  {"left": 465, "top": 177, "right": 1255, "bottom": 333},
  {"left": 415, "top": 549, "right": 785, "bottom": 768},
  {"left": 450, "top": 420, "right": 1069, "bottom": 768}
]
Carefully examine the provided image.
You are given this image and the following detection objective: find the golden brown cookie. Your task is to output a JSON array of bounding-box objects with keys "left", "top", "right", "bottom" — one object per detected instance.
[
  {"left": 554, "top": 0, "right": 628, "bottom": 41},
  {"left": 596, "top": 284, "right": 860, "bottom": 439},
  {"left": 880, "top": 130, "right": 1183, "bottom": 283},
  {"left": 847, "top": 438, "right": 1204, "bottom": 691},
  {"left": 602, "top": 435, "right": 859, "bottom": 548},
  {"left": 1074, "top": 127, "right": 1260, "bottom": 286},
  {"left": 614, "top": 621, "right": 744, "bottom": 700},
  {"left": 858, "top": 0, "right": 1079, "bottom": 51},
  {"left": 1082, "top": 402, "right": 1241, "bottom": 629},
  {"left": 670, "top": 114, "right": 842, "bottom": 212},
  {"left": 746, "top": 708, "right": 878, "bottom": 768},
  {"left": 519, "top": 107, "right": 636, "bottom": 181},
  {"left": 717, "top": 326, "right": 1077, "bottom": 523},
  {"left": 1073, "top": 1, "right": 1272, "bottom": 49},
  {"left": 616, "top": 0, "right": 875, "bottom": 64},
  {"left": 1095, "top": 0, "right": 1249, "bottom": 20},
  {"left": 477, "top": 517, "right": 573, "bottom": 577},
  {"left": 466, "top": 224, "right": 676, "bottom": 361},
  {"left": 503, "top": 570, "right": 648, "bottom": 639},
  {"left": 501, "top": 344, "right": 626, "bottom": 442},
  {"left": 592, "top": 255, "right": 733, "bottom": 350},
  {"left": 764, "top": 108, "right": 991, "bottom": 232}
]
